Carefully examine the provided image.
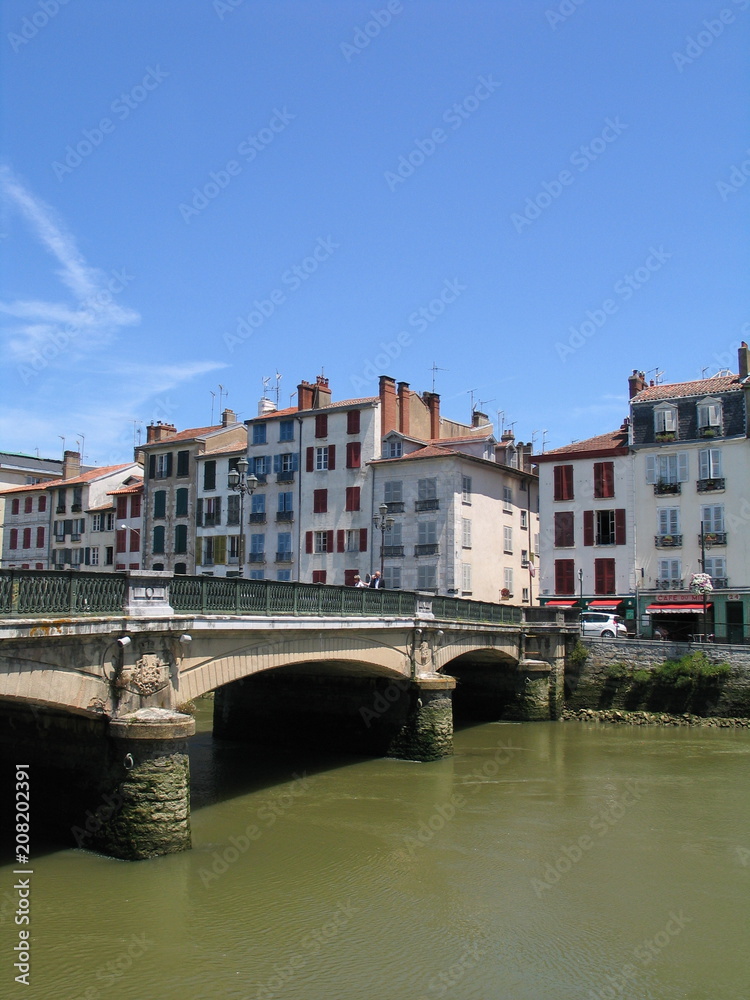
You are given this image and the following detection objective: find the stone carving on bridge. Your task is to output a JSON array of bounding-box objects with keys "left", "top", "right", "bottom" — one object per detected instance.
[{"left": 129, "top": 653, "right": 171, "bottom": 697}]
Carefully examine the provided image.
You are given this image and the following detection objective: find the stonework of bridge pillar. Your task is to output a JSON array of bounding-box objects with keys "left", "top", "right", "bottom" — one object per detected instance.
[
  {"left": 95, "top": 709, "right": 195, "bottom": 860},
  {"left": 512, "top": 659, "right": 554, "bottom": 721},
  {"left": 387, "top": 675, "right": 456, "bottom": 762}
]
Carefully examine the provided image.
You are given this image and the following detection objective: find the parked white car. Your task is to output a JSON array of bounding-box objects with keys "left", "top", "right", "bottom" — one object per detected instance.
[{"left": 579, "top": 612, "right": 628, "bottom": 638}]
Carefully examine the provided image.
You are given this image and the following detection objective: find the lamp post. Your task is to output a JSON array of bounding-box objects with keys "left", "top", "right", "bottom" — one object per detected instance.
[
  {"left": 118, "top": 524, "right": 141, "bottom": 568},
  {"left": 373, "top": 502, "right": 395, "bottom": 580},
  {"left": 227, "top": 457, "right": 258, "bottom": 577}
]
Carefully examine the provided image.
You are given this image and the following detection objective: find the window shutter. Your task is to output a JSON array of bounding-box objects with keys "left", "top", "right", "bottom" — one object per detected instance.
[
  {"left": 148, "top": 455, "right": 156, "bottom": 479},
  {"left": 215, "top": 497, "right": 222, "bottom": 524},
  {"left": 305, "top": 531, "right": 313, "bottom": 554},
  {"left": 195, "top": 537, "right": 202, "bottom": 565},
  {"left": 166, "top": 453, "right": 173, "bottom": 477},
  {"left": 306, "top": 447, "right": 314, "bottom": 472},
  {"left": 358, "top": 527, "right": 367, "bottom": 552},
  {"left": 346, "top": 442, "right": 361, "bottom": 468},
  {"left": 337, "top": 529, "right": 345, "bottom": 552},
  {"left": 645, "top": 456, "right": 657, "bottom": 484},
  {"left": 593, "top": 463, "right": 603, "bottom": 498},
  {"left": 615, "top": 508, "right": 626, "bottom": 545},
  {"left": 677, "top": 453, "right": 689, "bottom": 482},
  {"left": 594, "top": 559, "right": 604, "bottom": 594},
  {"left": 84, "top": 547, "right": 90, "bottom": 565},
  {"left": 347, "top": 410, "right": 360, "bottom": 434},
  {"left": 583, "top": 510, "right": 594, "bottom": 546},
  {"left": 273, "top": 454, "right": 281, "bottom": 473},
  {"left": 214, "top": 535, "right": 226, "bottom": 565},
  {"left": 328, "top": 445, "right": 336, "bottom": 470},
  {"left": 327, "top": 530, "right": 334, "bottom": 552},
  {"left": 315, "top": 414, "right": 327, "bottom": 438},
  {"left": 292, "top": 452, "right": 299, "bottom": 471},
  {"left": 196, "top": 498, "right": 203, "bottom": 526},
  {"left": 36, "top": 526, "right": 45, "bottom": 548}
]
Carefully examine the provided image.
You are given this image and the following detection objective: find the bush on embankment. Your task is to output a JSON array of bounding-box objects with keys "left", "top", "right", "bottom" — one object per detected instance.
[{"left": 601, "top": 651, "right": 731, "bottom": 715}]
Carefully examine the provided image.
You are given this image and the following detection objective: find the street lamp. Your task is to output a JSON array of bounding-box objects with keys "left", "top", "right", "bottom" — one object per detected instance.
[
  {"left": 373, "top": 502, "right": 395, "bottom": 580},
  {"left": 227, "top": 457, "right": 258, "bottom": 577}
]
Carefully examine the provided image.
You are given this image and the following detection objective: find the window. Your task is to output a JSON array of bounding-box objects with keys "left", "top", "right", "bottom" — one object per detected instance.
[
  {"left": 386, "top": 439, "right": 402, "bottom": 458},
  {"left": 252, "top": 423, "right": 267, "bottom": 445},
  {"left": 56, "top": 488, "right": 66, "bottom": 513},
  {"left": 277, "top": 532, "right": 292, "bottom": 555},
  {"left": 554, "top": 559, "right": 575, "bottom": 594},
  {"left": 314, "top": 531, "right": 329, "bottom": 553},
  {"left": 252, "top": 455, "right": 269, "bottom": 477},
  {"left": 384, "top": 521, "right": 402, "bottom": 547},
  {"left": 250, "top": 534, "right": 265, "bottom": 558},
  {"left": 105, "top": 512, "right": 115, "bottom": 531},
  {"left": 251, "top": 493, "right": 266, "bottom": 518},
  {"left": 504, "top": 567, "right": 514, "bottom": 595},
  {"left": 346, "top": 529, "right": 361, "bottom": 552},
  {"left": 315, "top": 414, "right": 328, "bottom": 438},
  {"left": 522, "top": 587, "right": 530, "bottom": 603},
  {"left": 204, "top": 497, "right": 222, "bottom": 526},
  {"left": 503, "top": 525, "right": 513, "bottom": 554},
  {"left": 383, "top": 566, "right": 401, "bottom": 589},
  {"left": 153, "top": 491, "right": 166, "bottom": 519},
  {"left": 24, "top": 496, "right": 33, "bottom": 514},
  {"left": 312, "top": 570, "right": 327, "bottom": 584},
  {"left": 418, "top": 521, "right": 437, "bottom": 546},
  {"left": 36, "top": 526, "right": 45, "bottom": 548},
  {"left": 91, "top": 514, "right": 102, "bottom": 532},
  {"left": 418, "top": 478, "right": 437, "bottom": 500},
  {"left": 155, "top": 453, "right": 173, "bottom": 479},
  {"left": 658, "top": 508, "right": 680, "bottom": 535},
  {"left": 584, "top": 509, "right": 626, "bottom": 545},
  {"left": 227, "top": 494, "right": 240, "bottom": 525},
  {"left": 315, "top": 447, "right": 331, "bottom": 471},
  {"left": 10, "top": 498, "right": 20, "bottom": 515},
  {"left": 279, "top": 420, "right": 294, "bottom": 442},
  {"left": 105, "top": 547, "right": 113, "bottom": 565},
  {"left": 116, "top": 496, "right": 128, "bottom": 520},
  {"left": 658, "top": 559, "right": 681, "bottom": 584},
  {"left": 152, "top": 526, "right": 165, "bottom": 554},
  {"left": 521, "top": 549, "right": 528, "bottom": 567},
  {"left": 346, "top": 441, "right": 361, "bottom": 468},
  {"left": 130, "top": 494, "right": 141, "bottom": 518},
  {"left": 89, "top": 546, "right": 99, "bottom": 566},
  {"left": 595, "top": 510, "right": 615, "bottom": 546},
  {"left": 520, "top": 510, "right": 528, "bottom": 530},
  {"left": 249, "top": 569, "right": 265, "bottom": 580},
  {"left": 116, "top": 529, "right": 127, "bottom": 554},
  {"left": 701, "top": 505, "right": 724, "bottom": 533},
  {"left": 38, "top": 495, "right": 47, "bottom": 513},
  {"left": 175, "top": 562, "right": 187, "bottom": 575},
  {"left": 654, "top": 404, "right": 677, "bottom": 434},
  {"left": 277, "top": 453, "right": 297, "bottom": 474},
  {"left": 646, "top": 453, "right": 689, "bottom": 485},
  {"left": 462, "top": 563, "right": 472, "bottom": 593},
  {"left": 174, "top": 524, "right": 187, "bottom": 554},
  {"left": 593, "top": 462, "right": 615, "bottom": 498},
  {"left": 278, "top": 492, "right": 293, "bottom": 513},
  {"left": 9, "top": 528, "right": 18, "bottom": 549},
  {"left": 553, "top": 465, "right": 574, "bottom": 501},
  {"left": 503, "top": 486, "right": 513, "bottom": 512},
  {"left": 384, "top": 481, "right": 403, "bottom": 503},
  {"left": 347, "top": 410, "right": 361, "bottom": 434},
  {"left": 203, "top": 460, "right": 217, "bottom": 491},
  {"left": 554, "top": 512, "right": 574, "bottom": 547},
  {"left": 594, "top": 558, "right": 616, "bottom": 595},
  {"left": 71, "top": 487, "right": 83, "bottom": 511},
  {"left": 203, "top": 537, "right": 215, "bottom": 565},
  {"left": 697, "top": 398, "right": 722, "bottom": 429},
  {"left": 462, "top": 518, "right": 472, "bottom": 548},
  {"left": 177, "top": 450, "right": 190, "bottom": 477},
  {"left": 704, "top": 556, "right": 726, "bottom": 581},
  {"left": 417, "top": 565, "right": 437, "bottom": 590},
  {"left": 277, "top": 569, "right": 292, "bottom": 581},
  {"left": 176, "top": 488, "right": 189, "bottom": 517},
  {"left": 313, "top": 489, "right": 328, "bottom": 513},
  {"left": 462, "top": 476, "right": 472, "bottom": 504},
  {"left": 698, "top": 448, "right": 722, "bottom": 480},
  {"left": 345, "top": 486, "right": 361, "bottom": 511}
]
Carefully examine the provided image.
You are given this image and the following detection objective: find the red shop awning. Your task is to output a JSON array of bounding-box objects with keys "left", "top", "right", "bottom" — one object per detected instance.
[
  {"left": 546, "top": 600, "right": 577, "bottom": 607},
  {"left": 645, "top": 603, "right": 710, "bottom": 614},
  {"left": 588, "top": 600, "right": 622, "bottom": 609}
]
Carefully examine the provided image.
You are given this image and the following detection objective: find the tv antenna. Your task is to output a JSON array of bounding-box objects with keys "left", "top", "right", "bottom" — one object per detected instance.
[
  {"left": 431, "top": 362, "right": 448, "bottom": 393},
  {"left": 218, "top": 384, "right": 227, "bottom": 414},
  {"left": 209, "top": 391, "right": 216, "bottom": 424}
]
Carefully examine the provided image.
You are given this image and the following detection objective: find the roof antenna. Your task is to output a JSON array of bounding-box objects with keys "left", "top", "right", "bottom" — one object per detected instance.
[
  {"left": 431, "top": 361, "right": 448, "bottom": 393},
  {"left": 275, "top": 371, "right": 282, "bottom": 408},
  {"left": 77, "top": 433, "right": 85, "bottom": 462},
  {"left": 210, "top": 390, "right": 216, "bottom": 424},
  {"left": 218, "top": 384, "right": 227, "bottom": 416},
  {"left": 59, "top": 435, "right": 65, "bottom": 458}
]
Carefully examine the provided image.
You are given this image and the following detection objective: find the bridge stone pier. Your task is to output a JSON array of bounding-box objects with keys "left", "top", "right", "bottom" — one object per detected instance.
[{"left": 0, "top": 571, "right": 576, "bottom": 859}]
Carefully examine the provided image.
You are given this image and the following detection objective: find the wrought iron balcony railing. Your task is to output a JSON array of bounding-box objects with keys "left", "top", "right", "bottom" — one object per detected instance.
[
  {"left": 654, "top": 534, "right": 682, "bottom": 547},
  {"left": 654, "top": 482, "right": 681, "bottom": 496},
  {"left": 414, "top": 543, "right": 439, "bottom": 556},
  {"left": 415, "top": 499, "right": 439, "bottom": 511}
]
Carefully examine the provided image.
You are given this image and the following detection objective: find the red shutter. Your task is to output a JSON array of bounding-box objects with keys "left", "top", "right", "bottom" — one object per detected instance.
[
  {"left": 36, "top": 526, "right": 45, "bottom": 548},
  {"left": 554, "top": 558, "right": 575, "bottom": 594},
  {"left": 337, "top": 529, "right": 345, "bottom": 552},
  {"left": 22, "top": 527, "right": 31, "bottom": 549},
  {"left": 359, "top": 527, "right": 368, "bottom": 552},
  {"left": 117, "top": 496, "right": 127, "bottom": 519},
  {"left": 593, "top": 463, "right": 603, "bottom": 498},
  {"left": 315, "top": 414, "right": 328, "bottom": 438},
  {"left": 595, "top": 558, "right": 616, "bottom": 595},
  {"left": 116, "top": 529, "right": 127, "bottom": 553},
  {"left": 583, "top": 510, "right": 594, "bottom": 546},
  {"left": 9, "top": 529, "right": 17, "bottom": 549},
  {"left": 312, "top": 570, "right": 327, "bottom": 584},
  {"left": 24, "top": 497, "right": 33, "bottom": 513},
  {"left": 344, "top": 569, "right": 357, "bottom": 586},
  {"left": 305, "top": 531, "right": 313, "bottom": 553},
  {"left": 604, "top": 462, "right": 614, "bottom": 497},
  {"left": 327, "top": 530, "right": 334, "bottom": 552},
  {"left": 347, "top": 410, "right": 360, "bottom": 434},
  {"left": 314, "top": 489, "right": 327, "bottom": 513},
  {"left": 130, "top": 529, "right": 140, "bottom": 552},
  {"left": 38, "top": 495, "right": 47, "bottom": 512},
  {"left": 306, "top": 447, "right": 314, "bottom": 472},
  {"left": 328, "top": 445, "right": 336, "bottom": 470},
  {"left": 131, "top": 494, "right": 141, "bottom": 518},
  {"left": 615, "top": 508, "right": 626, "bottom": 545}
]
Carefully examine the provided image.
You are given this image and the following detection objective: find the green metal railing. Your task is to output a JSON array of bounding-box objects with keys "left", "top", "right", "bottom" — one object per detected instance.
[{"left": 0, "top": 569, "right": 524, "bottom": 626}]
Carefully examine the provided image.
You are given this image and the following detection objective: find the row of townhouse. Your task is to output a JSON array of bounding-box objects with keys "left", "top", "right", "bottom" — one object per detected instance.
[
  {"left": 535, "top": 344, "right": 750, "bottom": 641},
  {"left": 0, "top": 451, "right": 143, "bottom": 570},
  {"left": 138, "top": 375, "right": 540, "bottom": 604}
]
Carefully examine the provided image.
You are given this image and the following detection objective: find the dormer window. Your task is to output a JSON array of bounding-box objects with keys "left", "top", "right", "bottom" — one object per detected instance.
[
  {"left": 385, "top": 436, "right": 402, "bottom": 458},
  {"left": 697, "top": 397, "right": 722, "bottom": 436},
  {"left": 654, "top": 404, "right": 677, "bottom": 440}
]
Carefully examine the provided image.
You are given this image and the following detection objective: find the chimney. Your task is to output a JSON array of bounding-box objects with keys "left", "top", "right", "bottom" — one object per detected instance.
[
  {"left": 472, "top": 409, "right": 489, "bottom": 428},
  {"left": 397, "top": 381, "right": 411, "bottom": 436},
  {"left": 221, "top": 407, "right": 236, "bottom": 427},
  {"left": 146, "top": 421, "right": 177, "bottom": 443},
  {"left": 738, "top": 342, "right": 750, "bottom": 379},
  {"left": 424, "top": 391, "right": 440, "bottom": 440},
  {"left": 628, "top": 370, "right": 647, "bottom": 399},
  {"left": 297, "top": 380, "right": 315, "bottom": 411},
  {"left": 379, "top": 376, "right": 398, "bottom": 437},
  {"left": 258, "top": 398, "right": 276, "bottom": 416},
  {"left": 62, "top": 450, "right": 81, "bottom": 480},
  {"left": 312, "top": 375, "right": 332, "bottom": 408}
]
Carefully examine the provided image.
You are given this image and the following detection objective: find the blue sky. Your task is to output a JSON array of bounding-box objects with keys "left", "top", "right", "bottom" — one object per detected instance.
[{"left": 1, "top": 0, "right": 748, "bottom": 466}]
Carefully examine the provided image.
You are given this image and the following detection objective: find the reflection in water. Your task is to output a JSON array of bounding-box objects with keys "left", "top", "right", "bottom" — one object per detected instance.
[{"left": 5, "top": 700, "right": 749, "bottom": 1000}]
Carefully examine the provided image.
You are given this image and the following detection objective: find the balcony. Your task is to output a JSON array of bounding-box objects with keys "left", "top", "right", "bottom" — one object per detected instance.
[
  {"left": 253, "top": 473, "right": 268, "bottom": 485},
  {"left": 56, "top": 506, "right": 66, "bottom": 514},
  {"left": 384, "top": 501, "right": 405, "bottom": 513},
  {"left": 248, "top": 513, "right": 266, "bottom": 524},
  {"left": 382, "top": 545, "right": 404, "bottom": 557},
  {"left": 248, "top": 552, "right": 266, "bottom": 564},
  {"left": 701, "top": 531, "right": 726, "bottom": 546},
  {"left": 71, "top": 504, "right": 82, "bottom": 513},
  {"left": 654, "top": 534, "right": 682, "bottom": 548},
  {"left": 276, "top": 510, "right": 294, "bottom": 522},
  {"left": 697, "top": 478, "right": 725, "bottom": 493},
  {"left": 698, "top": 425, "right": 721, "bottom": 438},
  {"left": 275, "top": 551, "right": 293, "bottom": 563},
  {"left": 415, "top": 498, "right": 439, "bottom": 511},
  {"left": 276, "top": 471, "right": 295, "bottom": 483},
  {"left": 657, "top": 579, "right": 683, "bottom": 590},
  {"left": 712, "top": 577, "right": 728, "bottom": 588},
  {"left": 654, "top": 431, "right": 676, "bottom": 443},
  {"left": 654, "top": 482, "right": 680, "bottom": 496},
  {"left": 414, "top": 543, "right": 439, "bottom": 556}
]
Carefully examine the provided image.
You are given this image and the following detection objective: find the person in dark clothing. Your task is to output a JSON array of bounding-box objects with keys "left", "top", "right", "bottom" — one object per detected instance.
[{"left": 369, "top": 571, "right": 382, "bottom": 588}]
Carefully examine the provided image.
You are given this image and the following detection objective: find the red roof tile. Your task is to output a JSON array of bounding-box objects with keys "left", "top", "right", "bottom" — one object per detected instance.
[
  {"left": 107, "top": 480, "right": 144, "bottom": 496},
  {"left": 533, "top": 428, "right": 629, "bottom": 460},
  {"left": 632, "top": 374, "right": 742, "bottom": 402},
  {"left": 0, "top": 463, "right": 138, "bottom": 494}
]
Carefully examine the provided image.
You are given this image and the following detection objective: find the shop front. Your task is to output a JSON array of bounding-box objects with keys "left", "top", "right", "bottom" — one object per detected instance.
[{"left": 642, "top": 596, "right": 713, "bottom": 642}]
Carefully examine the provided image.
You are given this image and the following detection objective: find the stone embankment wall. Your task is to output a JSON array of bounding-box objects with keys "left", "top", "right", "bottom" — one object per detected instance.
[{"left": 566, "top": 638, "right": 750, "bottom": 717}]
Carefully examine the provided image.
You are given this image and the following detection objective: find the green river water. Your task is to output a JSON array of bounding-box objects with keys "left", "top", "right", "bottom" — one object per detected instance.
[{"left": 3, "top": 700, "right": 749, "bottom": 1000}]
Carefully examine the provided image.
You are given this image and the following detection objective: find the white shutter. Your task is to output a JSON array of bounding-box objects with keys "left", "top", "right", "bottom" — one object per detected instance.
[
  {"left": 645, "top": 456, "right": 657, "bottom": 484},
  {"left": 677, "top": 453, "right": 689, "bottom": 482}
]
